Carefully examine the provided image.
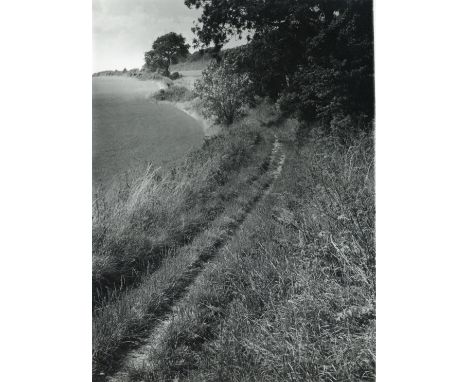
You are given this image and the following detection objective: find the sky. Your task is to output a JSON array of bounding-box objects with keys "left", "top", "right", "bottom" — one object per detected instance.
[{"left": 93, "top": 0, "right": 244, "bottom": 73}]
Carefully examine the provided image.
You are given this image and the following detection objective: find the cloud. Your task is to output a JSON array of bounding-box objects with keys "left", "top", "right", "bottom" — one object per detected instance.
[{"left": 93, "top": 0, "right": 201, "bottom": 72}]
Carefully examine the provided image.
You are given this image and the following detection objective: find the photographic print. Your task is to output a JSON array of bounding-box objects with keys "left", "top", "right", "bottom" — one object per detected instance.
[{"left": 93, "top": 1, "right": 375, "bottom": 380}]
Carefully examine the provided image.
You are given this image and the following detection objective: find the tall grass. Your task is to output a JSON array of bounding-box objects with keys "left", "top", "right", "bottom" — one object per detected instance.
[
  {"left": 128, "top": 125, "right": 375, "bottom": 381},
  {"left": 92, "top": 151, "right": 274, "bottom": 377},
  {"left": 92, "top": 119, "right": 268, "bottom": 305},
  {"left": 92, "top": 112, "right": 278, "bottom": 377}
]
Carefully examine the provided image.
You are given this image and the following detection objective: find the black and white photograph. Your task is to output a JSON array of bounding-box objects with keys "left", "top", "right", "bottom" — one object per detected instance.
[
  {"left": 2, "top": 1, "right": 467, "bottom": 381},
  {"left": 92, "top": 1, "right": 375, "bottom": 381}
]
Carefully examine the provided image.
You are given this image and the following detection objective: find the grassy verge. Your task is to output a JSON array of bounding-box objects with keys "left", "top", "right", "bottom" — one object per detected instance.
[
  {"left": 93, "top": 152, "right": 274, "bottom": 378},
  {"left": 92, "top": 108, "right": 280, "bottom": 377},
  {"left": 151, "top": 86, "right": 195, "bottom": 103},
  {"left": 127, "top": 124, "right": 375, "bottom": 381},
  {"left": 92, "top": 115, "right": 271, "bottom": 306}
]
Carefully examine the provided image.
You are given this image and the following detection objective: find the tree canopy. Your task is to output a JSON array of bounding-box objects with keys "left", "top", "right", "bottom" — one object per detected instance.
[
  {"left": 144, "top": 32, "right": 190, "bottom": 76},
  {"left": 185, "top": 0, "right": 374, "bottom": 130}
]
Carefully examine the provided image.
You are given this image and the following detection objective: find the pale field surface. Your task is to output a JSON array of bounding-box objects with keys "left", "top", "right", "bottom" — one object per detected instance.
[{"left": 92, "top": 76, "right": 205, "bottom": 190}]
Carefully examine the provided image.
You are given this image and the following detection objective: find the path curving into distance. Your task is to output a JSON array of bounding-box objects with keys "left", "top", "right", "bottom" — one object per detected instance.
[{"left": 104, "top": 135, "right": 286, "bottom": 382}]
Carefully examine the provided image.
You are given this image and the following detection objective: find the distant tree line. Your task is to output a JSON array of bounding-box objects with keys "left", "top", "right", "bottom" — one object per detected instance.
[{"left": 185, "top": 0, "right": 374, "bottom": 133}]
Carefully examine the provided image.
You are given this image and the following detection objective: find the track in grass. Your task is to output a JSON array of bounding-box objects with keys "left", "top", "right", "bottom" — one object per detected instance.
[{"left": 103, "top": 136, "right": 285, "bottom": 382}]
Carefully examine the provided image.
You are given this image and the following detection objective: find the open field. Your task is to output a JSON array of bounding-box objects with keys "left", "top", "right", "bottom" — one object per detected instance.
[{"left": 93, "top": 76, "right": 205, "bottom": 189}]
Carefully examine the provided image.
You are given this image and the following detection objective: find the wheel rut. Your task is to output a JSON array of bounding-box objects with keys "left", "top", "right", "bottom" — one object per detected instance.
[{"left": 104, "top": 135, "right": 286, "bottom": 382}]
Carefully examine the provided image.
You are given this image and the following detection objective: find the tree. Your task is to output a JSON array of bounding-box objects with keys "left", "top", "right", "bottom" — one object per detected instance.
[
  {"left": 194, "top": 57, "right": 253, "bottom": 125},
  {"left": 185, "top": 0, "right": 374, "bottom": 127},
  {"left": 184, "top": 0, "right": 347, "bottom": 48},
  {"left": 144, "top": 32, "right": 190, "bottom": 76}
]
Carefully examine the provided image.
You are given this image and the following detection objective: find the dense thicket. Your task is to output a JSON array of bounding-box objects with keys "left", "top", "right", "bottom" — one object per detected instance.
[{"left": 185, "top": 0, "right": 374, "bottom": 131}]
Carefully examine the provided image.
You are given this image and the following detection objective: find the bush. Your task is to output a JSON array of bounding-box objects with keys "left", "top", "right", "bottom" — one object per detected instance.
[
  {"left": 169, "top": 71, "right": 181, "bottom": 80},
  {"left": 194, "top": 57, "right": 254, "bottom": 125},
  {"left": 152, "top": 86, "right": 194, "bottom": 102}
]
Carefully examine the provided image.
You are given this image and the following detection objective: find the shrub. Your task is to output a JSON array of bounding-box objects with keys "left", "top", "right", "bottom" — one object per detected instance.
[
  {"left": 194, "top": 57, "right": 254, "bottom": 125},
  {"left": 152, "top": 86, "right": 194, "bottom": 102},
  {"left": 169, "top": 71, "right": 181, "bottom": 80}
]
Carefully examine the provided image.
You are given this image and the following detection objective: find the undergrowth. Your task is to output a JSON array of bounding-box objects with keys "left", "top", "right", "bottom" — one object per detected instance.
[
  {"left": 92, "top": 106, "right": 278, "bottom": 377},
  {"left": 92, "top": 151, "right": 273, "bottom": 378},
  {"left": 152, "top": 86, "right": 195, "bottom": 103},
  {"left": 128, "top": 124, "right": 375, "bottom": 381},
  {"left": 92, "top": 114, "right": 269, "bottom": 306}
]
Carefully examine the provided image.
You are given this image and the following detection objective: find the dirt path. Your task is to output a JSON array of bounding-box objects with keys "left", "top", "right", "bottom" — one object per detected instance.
[{"left": 105, "top": 136, "right": 285, "bottom": 382}]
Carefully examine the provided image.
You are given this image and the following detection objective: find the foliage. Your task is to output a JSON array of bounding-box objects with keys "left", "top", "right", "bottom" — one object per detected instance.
[
  {"left": 278, "top": 5, "right": 374, "bottom": 124},
  {"left": 194, "top": 57, "right": 254, "bottom": 125},
  {"left": 169, "top": 71, "right": 181, "bottom": 80},
  {"left": 145, "top": 32, "right": 190, "bottom": 76},
  {"left": 182, "top": 47, "right": 217, "bottom": 63},
  {"left": 185, "top": 0, "right": 374, "bottom": 128},
  {"left": 185, "top": 0, "right": 344, "bottom": 47},
  {"left": 152, "top": 86, "right": 195, "bottom": 103}
]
